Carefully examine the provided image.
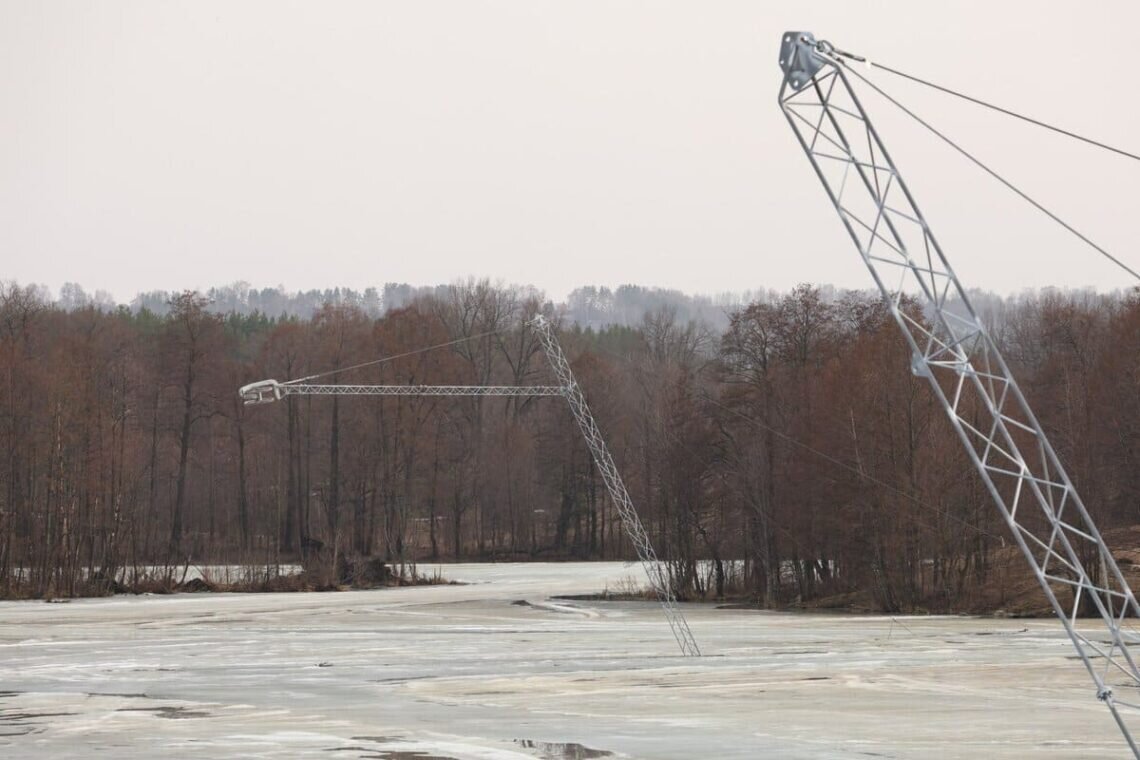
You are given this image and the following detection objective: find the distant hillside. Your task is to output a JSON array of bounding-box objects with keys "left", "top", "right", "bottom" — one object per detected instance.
[
  {"left": 57, "top": 279, "right": 774, "bottom": 330},
  {"left": 51, "top": 279, "right": 1130, "bottom": 334}
]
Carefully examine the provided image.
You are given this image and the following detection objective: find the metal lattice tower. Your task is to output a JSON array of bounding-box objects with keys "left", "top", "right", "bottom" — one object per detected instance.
[
  {"left": 240, "top": 319, "right": 700, "bottom": 657},
  {"left": 531, "top": 315, "right": 701, "bottom": 656},
  {"left": 779, "top": 32, "right": 1140, "bottom": 753},
  {"left": 240, "top": 382, "right": 566, "bottom": 403}
]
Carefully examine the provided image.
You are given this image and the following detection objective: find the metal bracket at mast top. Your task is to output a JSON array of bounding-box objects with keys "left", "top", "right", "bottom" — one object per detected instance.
[
  {"left": 779, "top": 31, "right": 826, "bottom": 91},
  {"left": 240, "top": 379, "right": 285, "bottom": 404}
]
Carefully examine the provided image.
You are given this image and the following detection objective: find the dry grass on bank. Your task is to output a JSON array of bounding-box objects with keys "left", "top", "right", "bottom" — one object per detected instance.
[{"left": 10, "top": 558, "right": 459, "bottom": 601}]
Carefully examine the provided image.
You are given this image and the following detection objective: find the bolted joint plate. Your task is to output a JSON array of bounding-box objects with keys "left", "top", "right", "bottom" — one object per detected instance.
[
  {"left": 910, "top": 353, "right": 933, "bottom": 378},
  {"left": 779, "top": 31, "right": 825, "bottom": 91}
]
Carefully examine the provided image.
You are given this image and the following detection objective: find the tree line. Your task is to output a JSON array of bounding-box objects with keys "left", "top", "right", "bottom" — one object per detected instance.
[{"left": 2, "top": 279, "right": 1138, "bottom": 610}]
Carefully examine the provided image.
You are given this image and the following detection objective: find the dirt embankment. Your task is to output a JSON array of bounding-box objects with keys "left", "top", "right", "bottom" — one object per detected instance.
[
  {"left": 15, "top": 557, "right": 458, "bottom": 601},
  {"left": 984, "top": 525, "right": 1140, "bottom": 617},
  {"left": 556, "top": 528, "right": 1140, "bottom": 619},
  {"left": 162, "top": 558, "right": 459, "bottom": 596},
  {"left": 794, "top": 525, "right": 1140, "bottom": 618}
]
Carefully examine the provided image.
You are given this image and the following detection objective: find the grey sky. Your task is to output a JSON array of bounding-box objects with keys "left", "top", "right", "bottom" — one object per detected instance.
[{"left": 2, "top": 1, "right": 1138, "bottom": 303}]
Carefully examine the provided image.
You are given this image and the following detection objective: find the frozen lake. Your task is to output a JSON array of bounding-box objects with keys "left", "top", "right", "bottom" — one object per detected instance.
[{"left": 0, "top": 562, "right": 1129, "bottom": 758}]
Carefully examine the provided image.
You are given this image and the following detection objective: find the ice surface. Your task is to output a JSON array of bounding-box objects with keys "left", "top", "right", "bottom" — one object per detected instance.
[{"left": 0, "top": 562, "right": 1127, "bottom": 758}]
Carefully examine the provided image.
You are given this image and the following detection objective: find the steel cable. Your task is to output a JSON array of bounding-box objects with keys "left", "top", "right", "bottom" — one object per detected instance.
[
  {"left": 697, "top": 390, "right": 1004, "bottom": 541},
  {"left": 570, "top": 334, "right": 1003, "bottom": 541},
  {"left": 283, "top": 329, "right": 501, "bottom": 385},
  {"left": 831, "top": 51, "right": 1140, "bottom": 164},
  {"left": 836, "top": 59, "right": 1140, "bottom": 284}
]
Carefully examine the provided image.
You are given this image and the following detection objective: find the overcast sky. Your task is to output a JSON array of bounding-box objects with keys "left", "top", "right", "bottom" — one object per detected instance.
[{"left": 2, "top": 1, "right": 1138, "bottom": 303}]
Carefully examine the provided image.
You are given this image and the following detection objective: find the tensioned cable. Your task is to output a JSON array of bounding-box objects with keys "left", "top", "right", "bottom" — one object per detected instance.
[
  {"left": 284, "top": 329, "right": 501, "bottom": 384},
  {"left": 830, "top": 50, "right": 1140, "bottom": 164},
  {"left": 697, "top": 389, "right": 1002, "bottom": 540},
  {"left": 293, "top": 319, "right": 1001, "bottom": 540},
  {"left": 586, "top": 334, "right": 1001, "bottom": 540},
  {"left": 834, "top": 58, "right": 1140, "bottom": 285},
  {"left": 651, "top": 390, "right": 981, "bottom": 550}
]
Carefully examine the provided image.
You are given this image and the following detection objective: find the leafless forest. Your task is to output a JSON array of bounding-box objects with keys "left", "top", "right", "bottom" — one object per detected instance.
[{"left": 3, "top": 279, "right": 1139, "bottom": 610}]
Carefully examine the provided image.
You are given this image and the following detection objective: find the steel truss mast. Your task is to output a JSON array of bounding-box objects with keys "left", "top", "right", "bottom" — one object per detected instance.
[
  {"left": 778, "top": 32, "right": 1140, "bottom": 753},
  {"left": 240, "top": 315, "right": 700, "bottom": 657},
  {"left": 240, "top": 382, "right": 566, "bottom": 402}
]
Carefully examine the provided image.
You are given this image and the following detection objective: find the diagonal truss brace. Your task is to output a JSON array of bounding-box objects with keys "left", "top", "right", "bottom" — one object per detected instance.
[
  {"left": 239, "top": 320, "right": 700, "bottom": 657},
  {"left": 779, "top": 31, "right": 1140, "bottom": 755}
]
